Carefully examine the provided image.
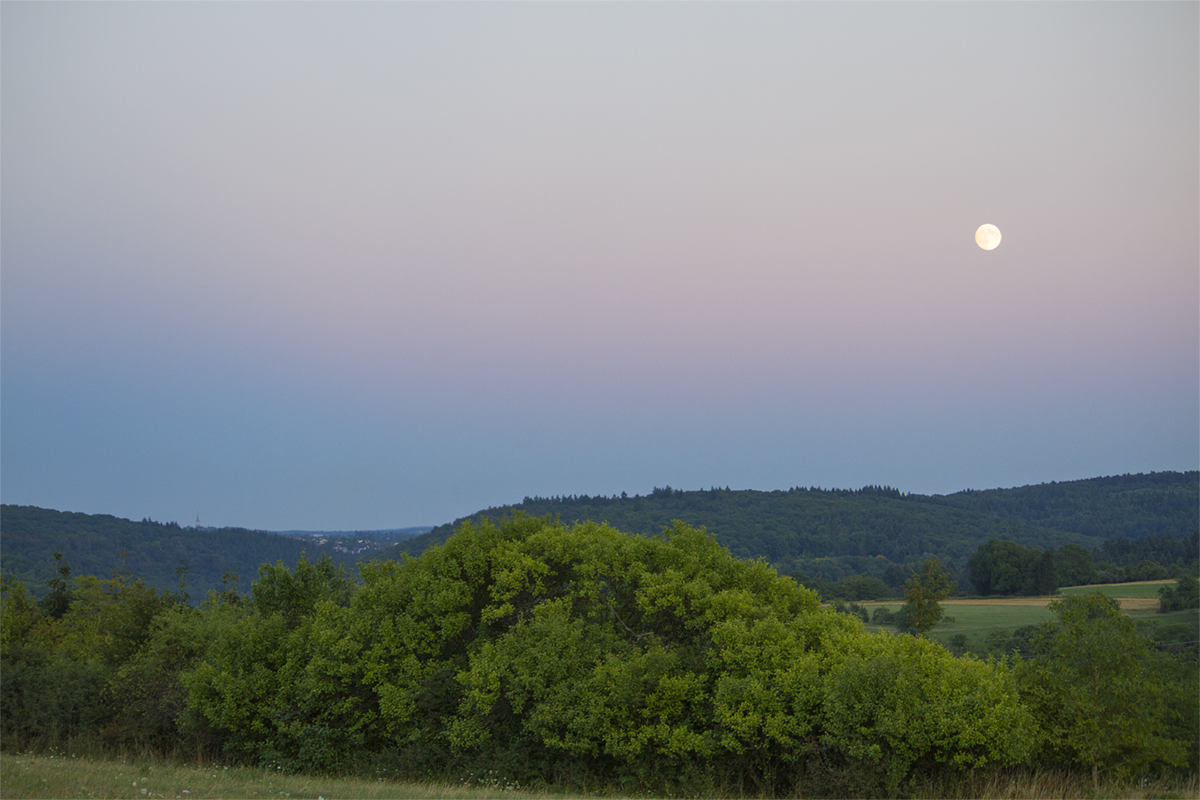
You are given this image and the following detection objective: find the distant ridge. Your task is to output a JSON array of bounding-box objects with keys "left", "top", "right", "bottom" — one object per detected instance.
[
  {"left": 371, "top": 471, "right": 1198, "bottom": 584},
  {"left": 0, "top": 506, "right": 355, "bottom": 601},
  {"left": 3, "top": 472, "right": 1195, "bottom": 599},
  {"left": 935, "top": 471, "right": 1198, "bottom": 538}
]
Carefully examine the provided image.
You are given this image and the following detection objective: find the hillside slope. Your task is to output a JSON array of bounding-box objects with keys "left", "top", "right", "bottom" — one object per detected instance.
[
  {"left": 935, "top": 471, "right": 1198, "bottom": 538},
  {"left": 0, "top": 505, "right": 354, "bottom": 600},
  {"left": 373, "top": 472, "right": 1197, "bottom": 582},
  {"left": 6, "top": 472, "right": 1193, "bottom": 597}
]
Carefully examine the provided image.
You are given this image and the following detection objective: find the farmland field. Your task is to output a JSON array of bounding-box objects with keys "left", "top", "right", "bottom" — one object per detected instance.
[
  {"left": 861, "top": 600, "right": 1057, "bottom": 636},
  {"left": 1058, "top": 580, "right": 1174, "bottom": 599},
  {"left": 858, "top": 580, "right": 1192, "bottom": 644}
]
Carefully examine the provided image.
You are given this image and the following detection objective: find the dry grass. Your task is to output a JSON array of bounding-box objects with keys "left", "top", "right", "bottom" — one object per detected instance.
[
  {"left": 859, "top": 580, "right": 1172, "bottom": 614},
  {"left": 910, "top": 767, "right": 1199, "bottom": 800}
]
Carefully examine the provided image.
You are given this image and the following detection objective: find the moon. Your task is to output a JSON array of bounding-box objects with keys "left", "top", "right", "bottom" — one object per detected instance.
[{"left": 975, "top": 224, "right": 1001, "bottom": 250}]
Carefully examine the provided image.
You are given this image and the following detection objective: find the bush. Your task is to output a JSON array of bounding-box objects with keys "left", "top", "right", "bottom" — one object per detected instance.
[{"left": 1158, "top": 573, "right": 1199, "bottom": 613}]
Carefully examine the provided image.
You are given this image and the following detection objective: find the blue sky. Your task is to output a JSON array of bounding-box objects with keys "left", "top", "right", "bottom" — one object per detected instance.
[{"left": 3, "top": 2, "right": 1196, "bottom": 530}]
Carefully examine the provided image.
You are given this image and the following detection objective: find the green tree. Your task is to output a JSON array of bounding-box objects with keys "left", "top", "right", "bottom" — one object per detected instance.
[
  {"left": 901, "top": 557, "right": 955, "bottom": 637},
  {"left": 1158, "top": 572, "right": 1199, "bottom": 612},
  {"left": 38, "top": 552, "right": 73, "bottom": 620},
  {"left": 1130, "top": 559, "right": 1169, "bottom": 582},
  {"left": 0, "top": 576, "right": 39, "bottom": 647},
  {"left": 251, "top": 553, "right": 352, "bottom": 629},
  {"left": 1053, "top": 543, "right": 1096, "bottom": 587},
  {"left": 183, "top": 515, "right": 1040, "bottom": 794},
  {"left": 106, "top": 602, "right": 239, "bottom": 754},
  {"left": 969, "top": 540, "right": 1041, "bottom": 596},
  {"left": 1034, "top": 550, "right": 1057, "bottom": 595},
  {"left": 2, "top": 565, "right": 182, "bottom": 751},
  {"left": 1016, "top": 594, "right": 1194, "bottom": 784}
]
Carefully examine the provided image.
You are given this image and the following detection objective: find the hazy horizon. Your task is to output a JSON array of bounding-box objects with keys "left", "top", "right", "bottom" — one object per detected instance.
[{"left": 3, "top": 2, "right": 1197, "bottom": 530}]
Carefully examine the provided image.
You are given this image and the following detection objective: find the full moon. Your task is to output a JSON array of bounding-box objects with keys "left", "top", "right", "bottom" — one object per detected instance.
[{"left": 975, "top": 223, "right": 1002, "bottom": 250}]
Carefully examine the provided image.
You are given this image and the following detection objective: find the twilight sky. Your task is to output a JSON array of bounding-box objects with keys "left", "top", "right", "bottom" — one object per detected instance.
[{"left": 3, "top": 2, "right": 1197, "bottom": 531}]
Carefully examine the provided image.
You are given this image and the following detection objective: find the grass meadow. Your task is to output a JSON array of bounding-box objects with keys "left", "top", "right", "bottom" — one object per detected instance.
[
  {"left": 2, "top": 751, "right": 1196, "bottom": 800},
  {"left": 0, "top": 752, "right": 571, "bottom": 800}
]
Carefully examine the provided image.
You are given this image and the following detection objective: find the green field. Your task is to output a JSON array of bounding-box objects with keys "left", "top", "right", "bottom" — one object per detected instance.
[
  {"left": 1149, "top": 608, "right": 1200, "bottom": 626},
  {"left": 859, "top": 580, "right": 1194, "bottom": 646},
  {"left": 1058, "top": 580, "right": 1174, "bottom": 599},
  {"left": 862, "top": 601, "right": 1059, "bottom": 636}
]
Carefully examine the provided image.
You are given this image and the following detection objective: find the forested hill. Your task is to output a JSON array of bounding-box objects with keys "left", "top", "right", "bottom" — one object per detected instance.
[
  {"left": 935, "top": 471, "right": 1198, "bottom": 538},
  {"left": 375, "top": 472, "right": 1197, "bottom": 582},
  {"left": 7, "top": 472, "right": 1193, "bottom": 598},
  {"left": 0, "top": 505, "right": 355, "bottom": 600}
]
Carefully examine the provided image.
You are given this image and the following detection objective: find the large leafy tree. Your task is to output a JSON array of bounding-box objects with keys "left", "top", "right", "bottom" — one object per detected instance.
[
  {"left": 184, "top": 515, "right": 1038, "bottom": 793},
  {"left": 968, "top": 539, "right": 1043, "bottom": 596},
  {"left": 1053, "top": 543, "right": 1096, "bottom": 587},
  {"left": 1016, "top": 594, "right": 1196, "bottom": 784},
  {"left": 1034, "top": 550, "right": 1057, "bottom": 595}
]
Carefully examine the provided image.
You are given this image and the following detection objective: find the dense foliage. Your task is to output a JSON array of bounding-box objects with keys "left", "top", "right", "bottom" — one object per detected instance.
[
  {"left": 2, "top": 516, "right": 1196, "bottom": 797},
  {"left": 1016, "top": 595, "right": 1198, "bottom": 785},
  {"left": 968, "top": 540, "right": 1058, "bottom": 596},
  {"left": 1092, "top": 532, "right": 1200, "bottom": 580}
]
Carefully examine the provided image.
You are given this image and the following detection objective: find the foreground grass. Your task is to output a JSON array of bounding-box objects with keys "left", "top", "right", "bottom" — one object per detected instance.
[
  {"left": 0, "top": 752, "right": 573, "bottom": 800},
  {"left": 3, "top": 752, "right": 1195, "bottom": 800},
  {"left": 908, "top": 768, "right": 1198, "bottom": 800}
]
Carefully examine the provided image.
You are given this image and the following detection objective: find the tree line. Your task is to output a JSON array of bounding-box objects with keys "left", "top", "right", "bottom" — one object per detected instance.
[
  {"left": 933, "top": 471, "right": 1199, "bottom": 540},
  {"left": 384, "top": 472, "right": 1197, "bottom": 589},
  {"left": 964, "top": 535, "right": 1199, "bottom": 599},
  {"left": 781, "top": 531, "right": 1197, "bottom": 603},
  {"left": 2, "top": 516, "right": 1195, "bottom": 796}
]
